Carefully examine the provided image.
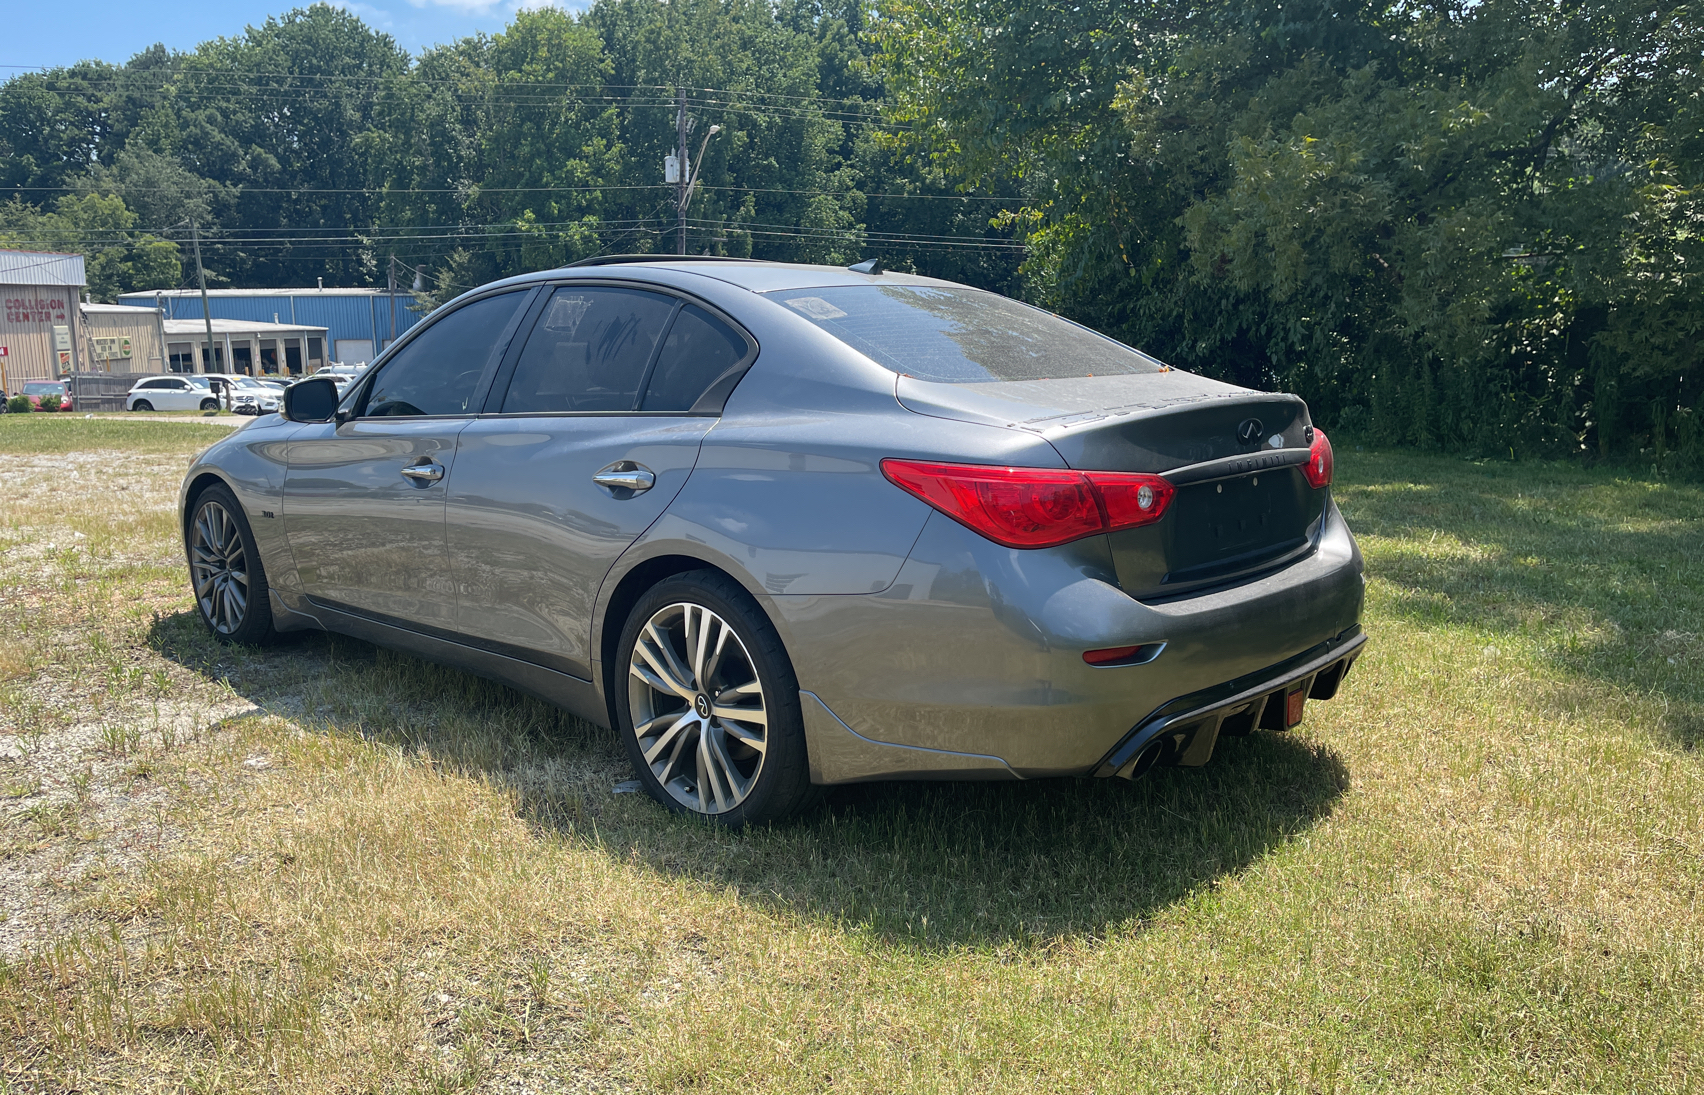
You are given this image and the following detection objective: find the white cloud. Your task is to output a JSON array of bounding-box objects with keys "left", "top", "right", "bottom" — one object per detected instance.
[{"left": 329, "top": 0, "right": 395, "bottom": 26}]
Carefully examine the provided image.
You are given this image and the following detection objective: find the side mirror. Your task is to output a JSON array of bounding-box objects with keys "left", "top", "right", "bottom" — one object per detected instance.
[{"left": 282, "top": 376, "right": 340, "bottom": 423}]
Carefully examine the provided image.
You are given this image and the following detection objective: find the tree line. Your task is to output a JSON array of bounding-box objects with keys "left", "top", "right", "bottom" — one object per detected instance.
[
  {"left": 0, "top": 1, "right": 1024, "bottom": 305},
  {"left": 2, "top": 0, "right": 1698, "bottom": 468}
]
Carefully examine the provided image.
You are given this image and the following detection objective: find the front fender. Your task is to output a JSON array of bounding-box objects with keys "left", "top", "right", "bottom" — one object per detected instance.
[{"left": 179, "top": 420, "right": 303, "bottom": 605}]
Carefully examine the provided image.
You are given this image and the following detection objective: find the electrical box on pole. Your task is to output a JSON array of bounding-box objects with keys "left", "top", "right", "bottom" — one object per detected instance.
[{"left": 664, "top": 155, "right": 680, "bottom": 184}]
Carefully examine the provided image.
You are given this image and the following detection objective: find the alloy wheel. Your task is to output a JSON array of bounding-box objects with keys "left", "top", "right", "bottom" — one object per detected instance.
[
  {"left": 627, "top": 602, "right": 768, "bottom": 815},
  {"left": 190, "top": 500, "right": 249, "bottom": 635}
]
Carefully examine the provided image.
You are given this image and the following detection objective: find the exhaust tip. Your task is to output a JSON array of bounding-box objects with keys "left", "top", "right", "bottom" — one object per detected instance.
[{"left": 1124, "top": 741, "right": 1165, "bottom": 781}]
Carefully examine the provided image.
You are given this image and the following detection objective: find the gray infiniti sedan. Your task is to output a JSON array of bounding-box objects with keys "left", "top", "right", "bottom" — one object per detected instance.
[{"left": 179, "top": 257, "right": 1366, "bottom": 824}]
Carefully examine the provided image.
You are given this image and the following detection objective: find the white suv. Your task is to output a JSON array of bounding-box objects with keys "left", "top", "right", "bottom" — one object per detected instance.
[
  {"left": 228, "top": 376, "right": 283, "bottom": 415},
  {"left": 127, "top": 376, "right": 219, "bottom": 412}
]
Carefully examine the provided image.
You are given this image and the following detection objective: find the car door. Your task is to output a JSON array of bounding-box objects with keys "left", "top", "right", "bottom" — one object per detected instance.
[
  {"left": 283, "top": 288, "right": 535, "bottom": 628},
  {"left": 446, "top": 285, "right": 755, "bottom": 679},
  {"left": 140, "top": 378, "right": 179, "bottom": 409}
]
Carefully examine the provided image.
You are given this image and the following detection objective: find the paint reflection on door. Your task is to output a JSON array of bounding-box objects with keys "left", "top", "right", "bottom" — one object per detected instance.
[
  {"left": 446, "top": 417, "right": 712, "bottom": 678},
  {"left": 283, "top": 418, "right": 470, "bottom": 625}
]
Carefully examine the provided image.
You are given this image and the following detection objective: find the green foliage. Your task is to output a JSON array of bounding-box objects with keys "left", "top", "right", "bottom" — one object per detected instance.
[
  {"left": 0, "top": 0, "right": 1021, "bottom": 308},
  {"left": 34, "top": 391, "right": 61, "bottom": 412},
  {"left": 0, "top": 192, "right": 181, "bottom": 300},
  {"left": 6, "top": 394, "right": 32, "bottom": 415},
  {"left": 877, "top": 0, "right": 1704, "bottom": 467}
]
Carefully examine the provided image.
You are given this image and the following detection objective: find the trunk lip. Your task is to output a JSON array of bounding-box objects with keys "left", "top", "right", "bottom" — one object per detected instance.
[{"left": 894, "top": 373, "right": 1302, "bottom": 436}]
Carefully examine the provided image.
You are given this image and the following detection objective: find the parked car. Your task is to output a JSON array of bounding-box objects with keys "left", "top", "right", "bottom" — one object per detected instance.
[
  {"left": 128, "top": 375, "right": 219, "bottom": 412},
  {"left": 178, "top": 257, "right": 1366, "bottom": 825},
  {"left": 21, "top": 381, "right": 73, "bottom": 411},
  {"left": 228, "top": 376, "right": 283, "bottom": 416}
]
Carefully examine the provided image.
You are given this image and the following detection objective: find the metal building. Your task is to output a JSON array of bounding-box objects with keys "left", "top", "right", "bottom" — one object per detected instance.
[
  {"left": 82, "top": 303, "right": 169, "bottom": 373},
  {"left": 1, "top": 251, "right": 87, "bottom": 385},
  {"left": 160, "top": 318, "right": 329, "bottom": 376},
  {"left": 116, "top": 286, "right": 425, "bottom": 366}
]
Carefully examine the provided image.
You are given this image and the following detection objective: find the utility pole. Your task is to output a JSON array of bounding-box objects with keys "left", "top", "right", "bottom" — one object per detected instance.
[
  {"left": 191, "top": 222, "right": 218, "bottom": 378},
  {"left": 388, "top": 253, "right": 397, "bottom": 350},
  {"left": 677, "top": 88, "right": 689, "bottom": 255}
]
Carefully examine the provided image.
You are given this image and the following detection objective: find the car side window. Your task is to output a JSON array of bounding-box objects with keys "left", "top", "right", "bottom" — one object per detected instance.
[
  {"left": 642, "top": 304, "right": 750, "bottom": 412},
  {"left": 501, "top": 287, "right": 677, "bottom": 413},
  {"left": 363, "top": 291, "right": 528, "bottom": 417}
]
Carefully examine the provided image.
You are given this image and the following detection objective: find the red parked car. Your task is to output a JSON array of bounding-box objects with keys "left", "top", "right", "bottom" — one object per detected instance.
[{"left": 21, "top": 381, "right": 73, "bottom": 411}]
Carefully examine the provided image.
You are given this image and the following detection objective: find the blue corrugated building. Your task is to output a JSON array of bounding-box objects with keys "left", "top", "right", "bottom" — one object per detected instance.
[{"left": 116, "top": 286, "right": 425, "bottom": 369}]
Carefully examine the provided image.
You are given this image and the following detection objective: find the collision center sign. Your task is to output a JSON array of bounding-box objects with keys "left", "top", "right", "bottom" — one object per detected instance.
[{"left": 5, "top": 297, "right": 69, "bottom": 324}]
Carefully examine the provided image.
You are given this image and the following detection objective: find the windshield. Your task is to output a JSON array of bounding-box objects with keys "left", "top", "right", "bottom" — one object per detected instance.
[
  {"left": 23, "top": 382, "right": 63, "bottom": 395},
  {"left": 767, "top": 285, "right": 1166, "bottom": 383}
]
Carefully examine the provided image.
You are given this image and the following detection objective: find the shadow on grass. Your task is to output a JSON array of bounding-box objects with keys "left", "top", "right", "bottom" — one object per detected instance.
[
  {"left": 1339, "top": 451, "right": 1704, "bottom": 749},
  {"left": 148, "top": 608, "right": 1349, "bottom": 948}
]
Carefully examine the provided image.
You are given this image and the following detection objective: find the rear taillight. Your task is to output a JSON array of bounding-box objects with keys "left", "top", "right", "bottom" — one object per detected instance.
[
  {"left": 1303, "top": 429, "right": 1334, "bottom": 489},
  {"left": 881, "top": 459, "right": 1176, "bottom": 549}
]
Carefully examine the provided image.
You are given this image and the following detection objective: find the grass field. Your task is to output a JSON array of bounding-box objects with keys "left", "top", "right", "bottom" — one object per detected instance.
[{"left": 0, "top": 415, "right": 1699, "bottom": 1092}]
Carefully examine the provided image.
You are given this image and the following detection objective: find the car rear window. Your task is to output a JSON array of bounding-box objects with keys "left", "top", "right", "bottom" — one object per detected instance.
[{"left": 767, "top": 285, "right": 1165, "bottom": 383}]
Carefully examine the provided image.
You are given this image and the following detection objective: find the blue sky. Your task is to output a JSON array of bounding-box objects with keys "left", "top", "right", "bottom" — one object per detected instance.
[{"left": 4, "top": 0, "right": 585, "bottom": 71}]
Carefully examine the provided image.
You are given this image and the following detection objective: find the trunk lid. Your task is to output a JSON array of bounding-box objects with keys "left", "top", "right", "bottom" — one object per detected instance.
[{"left": 897, "top": 373, "right": 1328, "bottom": 599}]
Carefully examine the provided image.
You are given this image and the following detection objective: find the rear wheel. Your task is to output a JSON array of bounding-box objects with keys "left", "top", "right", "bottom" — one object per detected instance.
[
  {"left": 188, "top": 484, "right": 276, "bottom": 645},
  {"left": 131, "top": 399, "right": 153, "bottom": 412},
  {"left": 614, "top": 571, "right": 815, "bottom": 825},
  {"left": 199, "top": 398, "right": 219, "bottom": 411}
]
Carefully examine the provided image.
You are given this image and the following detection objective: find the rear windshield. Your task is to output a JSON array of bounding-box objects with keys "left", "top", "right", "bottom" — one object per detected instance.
[{"left": 767, "top": 285, "right": 1165, "bottom": 383}]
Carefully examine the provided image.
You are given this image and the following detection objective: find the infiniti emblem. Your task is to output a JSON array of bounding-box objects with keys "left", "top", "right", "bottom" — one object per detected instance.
[
  {"left": 1236, "top": 418, "right": 1264, "bottom": 446},
  {"left": 694, "top": 693, "right": 712, "bottom": 719}
]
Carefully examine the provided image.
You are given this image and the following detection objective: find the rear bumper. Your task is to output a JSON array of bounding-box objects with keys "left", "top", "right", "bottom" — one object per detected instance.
[
  {"left": 774, "top": 497, "right": 1366, "bottom": 783},
  {"left": 1093, "top": 625, "right": 1365, "bottom": 778}
]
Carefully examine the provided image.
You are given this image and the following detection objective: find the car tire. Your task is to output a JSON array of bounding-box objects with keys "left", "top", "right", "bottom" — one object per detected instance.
[
  {"left": 614, "top": 570, "right": 816, "bottom": 826},
  {"left": 200, "top": 398, "right": 219, "bottom": 411},
  {"left": 131, "top": 399, "right": 153, "bottom": 412},
  {"left": 186, "top": 483, "right": 276, "bottom": 646}
]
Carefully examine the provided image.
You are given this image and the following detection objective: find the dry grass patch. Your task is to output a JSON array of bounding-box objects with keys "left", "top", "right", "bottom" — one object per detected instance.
[{"left": 0, "top": 422, "right": 1700, "bottom": 1092}]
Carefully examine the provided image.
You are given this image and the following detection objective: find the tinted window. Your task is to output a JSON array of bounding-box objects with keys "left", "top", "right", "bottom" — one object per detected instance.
[
  {"left": 768, "top": 285, "right": 1166, "bottom": 383},
  {"left": 364, "top": 291, "right": 527, "bottom": 417},
  {"left": 502, "top": 287, "right": 676, "bottom": 413},
  {"left": 642, "top": 305, "right": 749, "bottom": 412}
]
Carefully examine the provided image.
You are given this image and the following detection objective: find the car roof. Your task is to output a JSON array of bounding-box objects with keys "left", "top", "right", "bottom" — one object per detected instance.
[{"left": 484, "top": 257, "right": 967, "bottom": 296}]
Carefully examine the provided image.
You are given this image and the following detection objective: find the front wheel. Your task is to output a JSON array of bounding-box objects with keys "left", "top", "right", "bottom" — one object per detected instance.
[
  {"left": 187, "top": 484, "right": 276, "bottom": 645},
  {"left": 131, "top": 399, "right": 153, "bottom": 412},
  {"left": 614, "top": 571, "right": 815, "bottom": 825}
]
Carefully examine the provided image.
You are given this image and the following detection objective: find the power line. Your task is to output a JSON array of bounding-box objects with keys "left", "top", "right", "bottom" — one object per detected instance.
[
  {"left": 0, "top": 65, "right": 887, "bottom": 110},
  {"left": 6, "top": 182, "right": 1029, "bottom": 203}
]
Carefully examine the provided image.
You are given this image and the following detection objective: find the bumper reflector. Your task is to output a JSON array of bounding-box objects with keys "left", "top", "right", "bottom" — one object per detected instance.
[
  {"left": 1083, "top": 642, "right": 1165, "bottom": 667},
  {"left": 1284, "top": 686, "right": 1307, "bottom": 727}
]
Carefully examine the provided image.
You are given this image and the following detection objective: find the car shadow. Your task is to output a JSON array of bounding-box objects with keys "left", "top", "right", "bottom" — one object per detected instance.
[
  {"left": 147, "top": 609, "right": 1350, "bottom": 948},
  {"left": 1336, "top": 452, "right": 1704, "bottom": 751}
]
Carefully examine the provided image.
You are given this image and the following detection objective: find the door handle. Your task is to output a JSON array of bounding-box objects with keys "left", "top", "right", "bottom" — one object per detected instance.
[
  {"left": 593, "top": 462, "right": 656, "bottom": 495},
  {"left": 401, "top": 461, "right": 445, "bottom": 483}
]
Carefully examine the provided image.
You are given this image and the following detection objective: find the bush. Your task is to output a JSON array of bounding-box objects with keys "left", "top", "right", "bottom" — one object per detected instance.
[
  {"left": 5, "top": 394, "right": 31, "bottom": 414},
  {"left": 34, "top": 392, "right": 61, "bottom": 412}
]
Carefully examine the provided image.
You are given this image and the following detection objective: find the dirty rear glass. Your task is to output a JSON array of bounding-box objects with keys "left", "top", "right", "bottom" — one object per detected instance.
[{"left": 767, "top": 285, "right": 1166, "bottom": 383}]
